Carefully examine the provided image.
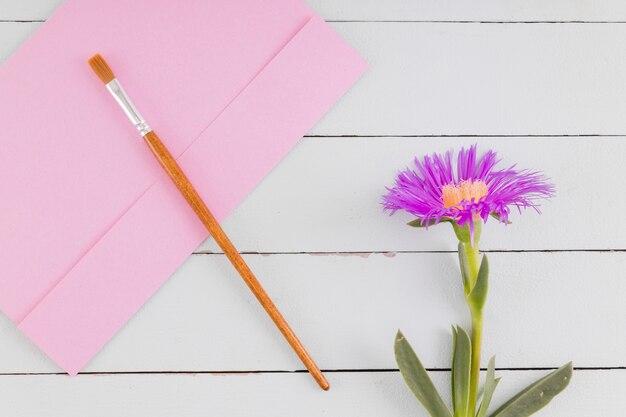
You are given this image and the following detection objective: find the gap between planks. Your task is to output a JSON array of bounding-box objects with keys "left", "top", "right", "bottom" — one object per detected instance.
[
  {"left": 191, "top": 249, "right": 626, "bottom": 256},
  {"left": 4, "top": 19, "right": 626, "bottom": 24},
  {"left": 330, "top": 20, "right": 626, "bottom": 24},
  {"left": 304, "top": 134, "right": 626, "bottom": 138},
  {"left": 0, "top": 366, "right": 624, "bottom": 377},
  {"left": 0, "top": 20, "right": 45, "bottom": 23}
]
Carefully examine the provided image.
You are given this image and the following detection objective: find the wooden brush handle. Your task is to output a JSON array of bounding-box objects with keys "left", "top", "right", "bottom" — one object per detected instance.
[{"left": 143, "top": 131, "right": 329, "bottom": 391}]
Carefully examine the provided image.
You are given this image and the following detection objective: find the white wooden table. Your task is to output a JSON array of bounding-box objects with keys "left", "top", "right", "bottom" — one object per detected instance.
[{"left": 1, "top": 1, "right": 625, "bottom": 416}]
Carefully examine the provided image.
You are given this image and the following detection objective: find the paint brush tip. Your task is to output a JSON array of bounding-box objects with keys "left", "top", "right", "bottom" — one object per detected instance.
[{"left": 88, "top": 53, "right": 115, "bottom": 84}]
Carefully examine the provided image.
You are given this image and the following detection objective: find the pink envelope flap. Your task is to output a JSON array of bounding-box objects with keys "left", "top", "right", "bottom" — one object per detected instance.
[
  {"left": 0, "top": 0, "right": 313, "bottom": 323},
  {"left": 0, "top": 1, "right": 366, "bottom": 374}
]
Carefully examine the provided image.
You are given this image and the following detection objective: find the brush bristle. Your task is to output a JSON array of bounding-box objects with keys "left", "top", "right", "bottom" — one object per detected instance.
[{"left": 88, "top": 53, "right": 115, "bottom": 84}]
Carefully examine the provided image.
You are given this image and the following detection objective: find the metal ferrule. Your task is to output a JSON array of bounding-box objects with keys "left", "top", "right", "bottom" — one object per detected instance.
[{"left": 106, "top": 79, "right": 152, "bottom": 137}]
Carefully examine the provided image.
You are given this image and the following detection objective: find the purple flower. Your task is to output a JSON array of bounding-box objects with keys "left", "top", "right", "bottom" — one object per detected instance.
[{"left": 382, "top": 145, "right": 554, "bottom": 234}]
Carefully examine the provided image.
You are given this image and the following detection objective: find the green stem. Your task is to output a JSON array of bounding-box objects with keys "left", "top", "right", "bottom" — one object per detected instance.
[
  {"left": 469, "top": 310, "right": 483, "bottom": 416},
  {"left": 466, "top": 242, "right": 482, "bottom": 414},
  {"left": 454, "top": 220, "right": 484, "bottom": 416},
  {"left": 465, "top": 245, "right": 481, "bottom": 289}
]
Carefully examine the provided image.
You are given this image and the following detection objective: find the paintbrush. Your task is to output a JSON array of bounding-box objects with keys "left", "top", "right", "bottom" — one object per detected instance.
[{"left": 88, "top": 53, "right": 329, "bottom": 391}]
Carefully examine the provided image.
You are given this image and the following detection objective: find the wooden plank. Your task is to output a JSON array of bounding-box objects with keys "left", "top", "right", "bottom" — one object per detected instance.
[
  {"left": 2, "top": 0, "right": 626, "bottom": 22},
  {"left": 0, "top": 370, "right": 621, "bottom": 416},
  {"left": 197, "top": 137, "right": 625, "bottom": 253},
  {"left": 4, "top": 22, "right": 626, "bottom": 136},
  {"left": 0, "top": 22, "right": 40, "bottom": 60},
  {"left": 0, "top": 0, "right": 61, "bottom": 21},
  {"left": 307, "top": 1, "right": 626, "bottom": 22},
  {"left": 311, "top": 22, "right": 626, "bottom": 136},
  {"left": 0, "top": 252, "right": 623, "bottom": 373}
]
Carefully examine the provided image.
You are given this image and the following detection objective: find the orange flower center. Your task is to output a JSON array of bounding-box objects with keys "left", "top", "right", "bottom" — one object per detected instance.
[{"left": 442, "top": 180, "right": 489, "bottom": 208}]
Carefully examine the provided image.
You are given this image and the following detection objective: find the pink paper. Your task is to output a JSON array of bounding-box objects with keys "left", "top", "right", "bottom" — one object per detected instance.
[{"left": 0, "top": 0, "right": 366, "bottom": 374}]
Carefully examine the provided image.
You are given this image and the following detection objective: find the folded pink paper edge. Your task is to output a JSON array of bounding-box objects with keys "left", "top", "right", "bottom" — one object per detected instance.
[
  {"left": 0, "top": 0, "right": 313, "bottom": 324},
  {"left": 18, "top": 15, "right": 367, "bottom": 375}
]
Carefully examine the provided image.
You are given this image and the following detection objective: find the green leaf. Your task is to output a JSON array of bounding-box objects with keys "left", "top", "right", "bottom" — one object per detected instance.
[
  {"left": 458, "top": 243, "right": 471, "bottom": 293},
  {"left": 451, "top": 327, "right": 457, "bottom": 412},
  {"left": 476, "top": 356, "right": 500, "bottom": 417},
  {"left": 467, "top": 255, "right": 489, "bottom": 312},
  {"left": 489, "top": 362, "right": 573, "bottom": 417},
  {"left": 452, "top": 326, "right": 472, "bottom": 417},
  {"left": 407, "top": 218, "right": 452, "bottom": 228},
  {"left": 394, "top": 330, "right": 452, "bottom": 417}
]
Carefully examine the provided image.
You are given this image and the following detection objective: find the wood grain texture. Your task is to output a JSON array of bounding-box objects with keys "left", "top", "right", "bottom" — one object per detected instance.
[
  {"left": 142, "top": 131, "right": 328, "bottom": 390},
  {"left": 311, "top": 22, "right": 626, "bottom": 136},
  {"left": 0, "top": 22, "right": 41, "bottom": 59},
  {"left": 0, "top": 0, "right": 61, "bottom": 20},
  {"left": 2, "top": 0, "right": 626, "bottom": 22},
  {"left": 307, "top": 1, "right": 626, "bottom": 22},
  {"left": 0, "top": 370, "right": 622, "bottom": 417},
  {"left": 4, "top": 23, "right": 626, "bottom": 136},
  {"left": 198, "top": 137, "right": 626, "bottom": 253},
  {"left": 0, "top": 252, "right": 623, "bottom": 373}
]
